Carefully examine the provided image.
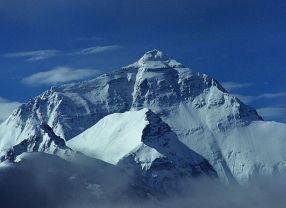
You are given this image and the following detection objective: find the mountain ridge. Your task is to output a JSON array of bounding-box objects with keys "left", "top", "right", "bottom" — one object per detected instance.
[{"left": 0, "top": 49, "right": 284, "bottom": 185}]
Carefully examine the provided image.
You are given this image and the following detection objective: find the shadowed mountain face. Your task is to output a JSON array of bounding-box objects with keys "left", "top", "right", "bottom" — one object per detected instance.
[{"left": 0, "top": 50, "right": 285, "bottom": 188}]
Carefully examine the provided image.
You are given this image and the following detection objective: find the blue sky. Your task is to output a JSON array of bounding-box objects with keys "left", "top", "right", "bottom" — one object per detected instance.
[{"left": 0, "top": 0, "right": 285, "bottom": 122}]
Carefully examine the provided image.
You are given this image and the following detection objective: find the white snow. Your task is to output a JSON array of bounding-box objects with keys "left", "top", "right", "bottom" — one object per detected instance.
[
  {"left": 164, "top": 100, "right": 286, "bottom": 184},
  {"left": 67, "top": 109, "right": 149, "bottom": 164},
  {"left": 0, "top": 49, "right": 285, "bottom": 184},
  {"left": 67, "top": 108, "right": 215, "bottom": 181},
  {"left": 220, "top": 121, "right": 286, "bottom": 183}
]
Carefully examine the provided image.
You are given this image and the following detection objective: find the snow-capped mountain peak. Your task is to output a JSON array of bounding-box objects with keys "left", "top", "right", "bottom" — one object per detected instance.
[
  {"left": 67, "top": 108, "right": 213, "bottom": 170},
  {"left": 0, "top": 50, "right": 284, "bottom": 185},
  {"left": 127, "top": 49, "right": 184, "bottom": 69},
  {"left": 67, "top": 108, "right": 216, "bottom": 192},
  {"left": 139, "top": 49, "right": 170, "bottom": 62}
]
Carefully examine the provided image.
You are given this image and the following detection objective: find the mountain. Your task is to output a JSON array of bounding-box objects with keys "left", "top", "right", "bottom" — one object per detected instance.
[
  {"left": 67, "top": 108, "right": 216, "bottom": 193},
  {"left": 0, "top": 49, "right": 285, "bottom": 185},
  {"left": 0, "top": 123, "right": 73, "bottom": 162},
  {"left": 0, "top": 123, "right": 178, "bottom": 203}
]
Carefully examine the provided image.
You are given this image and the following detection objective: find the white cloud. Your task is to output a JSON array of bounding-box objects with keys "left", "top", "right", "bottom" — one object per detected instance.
[
  {"left": 22, "top": 67, "right": 100, "bottom": 85},
  {"left": 2, "top": 45, "right": 121, "bottom": 61},
  {"left": 0, "top": 97, "right": 21, "bottom": 123},
  {"left": 2, "top": 50, "right": 60, "bottom": 61},
  {"left": 221, "top": 82, "right": 253, "bottom": 91},
  {"left": 234, "top": 91, "right": 286, "bottom": 103},
  {"left": 74, "top": 45, "right": 122, "bottom": 55},
  {"left": 221, "top": 81, "right": 286, "bottom": 104},
  {"left": 257, "top": 107, "right": 286, "bottom": 122},
  {"left": 257, "top": 92, "right": 286, "bottom": 99}
]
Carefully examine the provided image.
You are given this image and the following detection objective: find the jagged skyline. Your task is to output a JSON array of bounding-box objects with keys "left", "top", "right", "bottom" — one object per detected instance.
[{"left": 0, "top": 0, "right": 285, "bottom": 122}]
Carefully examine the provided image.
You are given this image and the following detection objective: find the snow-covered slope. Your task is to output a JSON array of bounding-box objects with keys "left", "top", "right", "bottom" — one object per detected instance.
[
  {"left": 68, "top": 109, "right": 149, "bottom": 164},
  {"left": 0, "top": 123, "right": 74, "bottom": 162},
  {"left": 68, "top": 108, "right": 216, "bottom": 192},
  {"left": 0, "top": 49, "right": 285, "bottom": 184},
  {"left": 67, "top": 109, "right": 215, "bottom": 174}
]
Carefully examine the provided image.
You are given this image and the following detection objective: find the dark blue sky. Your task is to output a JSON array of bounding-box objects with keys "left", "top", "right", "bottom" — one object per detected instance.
[{"left": 0, "top": 0, "right": 285, "bottom": 122}]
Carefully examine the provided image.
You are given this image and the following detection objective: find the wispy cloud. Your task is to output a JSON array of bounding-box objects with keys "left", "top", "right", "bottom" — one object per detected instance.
[
  {"left": 221, "top": 81, "right": 253, "bottom": 91},
  {"left": 2, "top": 45, "right": 121, "bottom": 61},
  {"left": 2, "top": 50, "right": 61, "bottom": 61},
  {"left": 257, "top": 107, "right": 286, "bottom": 122},
  {"left": 22, "top": 67, "right": 100, "bottom": 86},
  {"left": 235, "top": 92, "right": 286, "bottom": 103},
  {"left": 74, "top": 45, "right": 122, "bottom": 55},
  {"left": 0, "top": 97, "right": 21, "bottom": 122}
]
